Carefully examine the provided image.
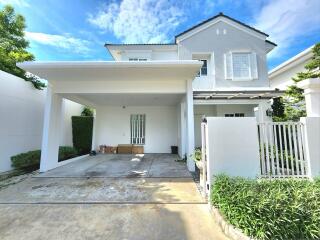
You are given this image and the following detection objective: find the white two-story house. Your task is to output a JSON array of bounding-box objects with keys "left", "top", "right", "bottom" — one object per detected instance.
[{"left": 19, "top": 13, "right": 281, "bottom": 172}]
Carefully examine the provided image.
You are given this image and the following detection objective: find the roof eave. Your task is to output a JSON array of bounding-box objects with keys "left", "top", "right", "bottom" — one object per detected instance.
[{"left": 175, "top": 12, "right": 269, "bottom": 42}]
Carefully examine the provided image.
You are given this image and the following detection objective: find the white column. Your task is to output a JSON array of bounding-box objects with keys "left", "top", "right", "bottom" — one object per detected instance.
[
  {"left": 180, "top": 99, "right": 186, "bottom": 158},
  {"left": 301, "top": 117, "right": 320, "bottom": 178},
  {"left": 256, "top": 100, "right": 272, "bottom": 123},
  {"left": 91, "top": 109, "right": 97, "bottom": 151},
  {"left": 298, "top": 78, "right": 320, "bottom": 178},
  {"left": 298, "top": 78, "right": 320, "bottom": 117},
  {"left": 186, "top": 79, "right": 195, "bottom": 171},
  {"left": 40, "top": 86, "right": 63, "bottom": 172}
]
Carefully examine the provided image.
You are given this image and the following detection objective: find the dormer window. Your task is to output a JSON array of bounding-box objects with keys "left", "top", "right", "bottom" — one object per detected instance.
[
  {"left": 224, "top": 52, "right": 258, "bottom": 81},
  {"left": 197, "top": 60, "right": 208, "bottom": 77},
  {"left": 129, "top": 58, "right": 148, "bottom": 61}
]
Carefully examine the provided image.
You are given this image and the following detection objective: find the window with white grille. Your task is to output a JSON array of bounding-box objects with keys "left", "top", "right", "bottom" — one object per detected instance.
[
  {"left": 232, "top": 53, "right": 250, "bottom": 78},
  {"left": 224, "top": 52, "right": 258, "bottom": 81},
  {"left": 130, "top": 114, "right": 146, "bottom": 144}
]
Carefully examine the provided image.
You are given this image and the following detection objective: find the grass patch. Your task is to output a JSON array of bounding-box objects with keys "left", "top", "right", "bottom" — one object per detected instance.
[
  {"left": 11, "top": 146, "right": 80, "bottom": 171},
  {"left": 211, "top": 175, "right": 320, "bottom": 240}
]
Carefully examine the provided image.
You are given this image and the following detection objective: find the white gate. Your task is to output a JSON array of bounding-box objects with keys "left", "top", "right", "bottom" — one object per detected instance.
[{"left": 258, "top": 122, "right": 309, "bottom": 178}]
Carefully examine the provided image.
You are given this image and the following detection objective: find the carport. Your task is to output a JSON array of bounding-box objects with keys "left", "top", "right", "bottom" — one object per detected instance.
[{"left": 18, "top": 60, "right": 202, "bottom": 173}]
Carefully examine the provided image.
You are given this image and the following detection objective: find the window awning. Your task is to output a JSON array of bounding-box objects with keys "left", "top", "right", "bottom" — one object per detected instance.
[{"left": 193, "top": 89, "right": 284, "bottom": 100}]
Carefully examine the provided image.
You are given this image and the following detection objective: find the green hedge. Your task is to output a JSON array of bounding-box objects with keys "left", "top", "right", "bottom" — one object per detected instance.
[
  {"left": 71, "top": 116, "right": 93, "bottom": 154},
  {"left": 58, "top": 146, "right": 78, "bottom": 162},
  {"left": 11, "top": 150, "right": 41, "bottom": 170},
  {"left": 211, "top": 175, "right": 320, "bottom": 240},
  {"left": 11, "top": 146, "right": 79, "bottom": 170}
]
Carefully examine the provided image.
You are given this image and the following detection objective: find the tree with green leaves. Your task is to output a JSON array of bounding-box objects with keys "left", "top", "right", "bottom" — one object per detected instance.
[
  {"left": 0, "top": 5, "right": 45, "bottom": 90},
  {"left": 272, "top": 43, "right": 320, "bottom": 122}
]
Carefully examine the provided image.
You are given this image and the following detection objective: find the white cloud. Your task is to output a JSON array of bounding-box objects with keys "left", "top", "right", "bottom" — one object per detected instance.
[
  {"left": 253, "top": 0, "right": 320, "bottom": 58},
  {"left": 0, "top": 0, "right": 29, "bottom": 7},
  {"left": 88, "top": 0, "right": 185, "bottom": 43},
  {"left": 25, "top": 32, "right": 91, "bottom": 53}
]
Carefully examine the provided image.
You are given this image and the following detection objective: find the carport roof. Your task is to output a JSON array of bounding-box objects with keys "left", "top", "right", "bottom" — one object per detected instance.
[{"left": 18, "top": 60, "right": 203, "bottom": 82}]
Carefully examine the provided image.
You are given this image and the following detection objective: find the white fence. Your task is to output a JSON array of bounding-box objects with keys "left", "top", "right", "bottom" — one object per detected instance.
[{"left": 258, "top": 122, "right": 309, "bottom": 178}]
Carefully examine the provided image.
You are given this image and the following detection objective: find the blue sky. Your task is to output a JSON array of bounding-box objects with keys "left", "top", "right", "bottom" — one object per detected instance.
[{"left": 1, "top": 0, "right": 319, "bottom": 70}]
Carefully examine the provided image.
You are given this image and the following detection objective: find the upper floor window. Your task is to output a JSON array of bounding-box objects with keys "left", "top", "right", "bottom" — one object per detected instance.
[
  {"left": 129, "top": 58, "right": 148, "bottom": 61},
  {"left": 197, "top": 60, "right": 208, "bottom": 77},
  {"left": 224, "top": 52, "right": 258, "bottom": 81},
  {"left": 232, "top": 53, "right": 250, "bottom": 78}
]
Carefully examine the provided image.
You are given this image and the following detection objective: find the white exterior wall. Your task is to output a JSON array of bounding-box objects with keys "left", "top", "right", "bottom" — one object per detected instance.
[
  {"left": 151, "top": 51, "right": 178, "bottom": 60},
  {"left": 110, "top": 44, "right": 178, "bottom": 61},
  {"left": 194, "top": 105, "right": 216, "bottom": 147},
  {"left": 0, "top": 71, "right": 82, "bottom": 172},
  {"left": 95, "top": 105, "right": 178, "bottom": 153},
  {"left": 120, "top": 51, "right": 178, "bottom": 61},
  {"left": 178, "top": 21, "right": 270, "bottom": 89},
  {"left": 215, "top": 104, "right": 256, "bottom": 117},
  {"left": 193, "top": 104, "right": 257, "bottom": 147},
  {"left": 206, "top": 117, "right": 260, "bottom": 185},
  {"left": 60, "top": 99, "right": 84, "bottom": 146},
  {"left": 301, "top": 117, "right": 320, "bottom": 178}
]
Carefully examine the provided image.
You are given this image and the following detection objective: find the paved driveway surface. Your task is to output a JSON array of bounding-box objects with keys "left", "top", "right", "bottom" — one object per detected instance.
[
  {"left": 0, "top": 154, "right": 228, "bottom": 240},
  {"left": 38, "top": 154, "right": 192, "bottom": 178}
]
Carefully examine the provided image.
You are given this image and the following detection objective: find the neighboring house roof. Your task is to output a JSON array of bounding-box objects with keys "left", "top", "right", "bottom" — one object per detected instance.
[
  {"left": 104, "top": 12, "right": 276, "bottom": 47},
  {"left": 269, "top": 45, "right": 314, "bottom": 78}
]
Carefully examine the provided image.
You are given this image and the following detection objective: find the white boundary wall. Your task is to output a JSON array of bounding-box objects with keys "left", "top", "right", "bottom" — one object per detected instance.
[
  {"left": 301, "top": 117, "right": 320, "bottom": 178},
  {"left": 206, "top": 117, "right": 260, "bottom": 185},
  {"left": 0, "top": 71, "right": 83, "bottom": 172}
]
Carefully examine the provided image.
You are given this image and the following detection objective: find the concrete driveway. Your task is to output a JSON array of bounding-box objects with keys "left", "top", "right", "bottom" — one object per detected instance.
[
  {"left": 0, "top": 154, "right": 228, "bottom": 240},
  {"left": 37, "top": 153, "right": 192, "bottom": 178}
]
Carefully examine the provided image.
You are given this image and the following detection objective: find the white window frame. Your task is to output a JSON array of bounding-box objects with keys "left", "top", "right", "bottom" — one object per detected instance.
[
  {"left": 231, "top": 53, "right": 251, "bottom": 80},
  {"left": 196, "top": 59, "right": 208, "bottom": 77},
  {"left": 130, "top": 114, "right": 146, "bottom": 145},
  {"left": 225, "top": 51, "right": 258, "bottom": 81}
]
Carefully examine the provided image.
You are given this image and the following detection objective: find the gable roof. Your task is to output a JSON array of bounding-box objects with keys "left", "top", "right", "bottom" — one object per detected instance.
[
  {"left": 175, "top": 12, "right": 269, "bottom": 41},
  {"left": 104, "top": 12, "right": 276, "bottom": 47},
  {"left": 105, "top": 43, "right": 176, "bottom": 47}
]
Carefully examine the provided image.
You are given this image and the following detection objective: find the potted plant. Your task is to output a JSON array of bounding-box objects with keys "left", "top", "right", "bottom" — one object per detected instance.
[{"left": 191, "top": 148, "right": 203, "bottom": 170}]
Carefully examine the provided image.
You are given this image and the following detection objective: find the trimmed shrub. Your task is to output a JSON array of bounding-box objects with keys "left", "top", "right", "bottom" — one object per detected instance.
[
  {"left": 11, "top": 146, "right": 79, "bottom": 170},
  {"left": 11, "top": 150, "right": 41, "bottom": 170},
  {"left": 211, "top": 175, "right": 320, "bottom": 240},
  {"left": 71, "top": 116, "right": 93, "bottom": 154},
  {"left": 58, "top": 146, "right": 78, "bottom": 162}
]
